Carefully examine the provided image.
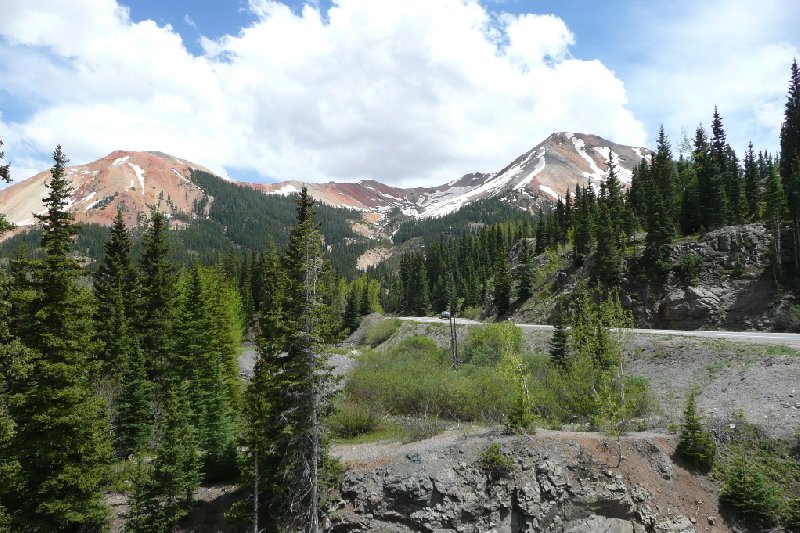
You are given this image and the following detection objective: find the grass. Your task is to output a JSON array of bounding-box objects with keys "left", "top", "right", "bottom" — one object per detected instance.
[
  {"left": 342, "top": 329, "right": 657, "bottom": 433},
  {"left": 331, "top": 420, "right": 405, "bottom": 445},
  {"left": 362, "top": 318, "right": 401, "bottom": 347}
]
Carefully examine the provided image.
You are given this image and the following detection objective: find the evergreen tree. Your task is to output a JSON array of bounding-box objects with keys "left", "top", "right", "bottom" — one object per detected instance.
[
  {"left": 743, "top": 142, "right": 760, "bottom": 221},
  {"left": 593, "top": 155, "right": 625, "bottom": 287},
  {"left": 675, "top": 389, "right": 716, "bottom": 470},
  {"left": 549, "top": 302, "right": 569, "bottom": 369},
  {"left": 138, "top": 211, "right": 176, "bottom": 384},
  {"left": 720, "top": 450, "right": 780, "bottom": 526},
  {"left": 0, "top": 150, "right": 34, "bottom": 529},
  {"left": 7, "top": 146, "right": 113, "bottom": 530},
  {"left": 493, "top": 254, "right": 511, "bottom": 317},
  {"left": 572, "top": 184, "right": 595, "bottom": 266},
  {"left": 780, "top": 59, "right": 800, "bottom": 273},
  {"left": 764, "top": 164, "right": 788, "bottom": 283},
  {"left": 256, "top": 187, "right": 334, "bottom": 531},
  {"left": 126, "top": 384, "right": 201, "bottom": 532},
  {"left": 343, "top": 284, "right": 360, "bottom": 332},
  {"left": 174, "top": 267, "right": 239, "bottom": 480},
  {"left": 114, "top": 322, "right": 153, "bottom": 456},
  {"left": 517, "top": 237, "right": 534, "bottom": 301}
]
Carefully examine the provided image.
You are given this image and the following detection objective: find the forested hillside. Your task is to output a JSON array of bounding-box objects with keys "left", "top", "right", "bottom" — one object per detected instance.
[{"left": 0, "top": 168, "right": 378, "bottom": 276}]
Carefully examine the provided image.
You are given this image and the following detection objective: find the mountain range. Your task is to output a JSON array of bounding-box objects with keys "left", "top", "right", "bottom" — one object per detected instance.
[{"left": 0, "top": 132, "right": 649, "bottom": 235}]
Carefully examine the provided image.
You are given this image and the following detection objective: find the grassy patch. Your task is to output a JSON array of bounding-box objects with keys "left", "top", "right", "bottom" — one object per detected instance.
[
  {"left": 342, "top": 329, "right": 657, "bottom": 431},
  {"left": 362, "top": 318, "right": 402, "bottom": 347}
]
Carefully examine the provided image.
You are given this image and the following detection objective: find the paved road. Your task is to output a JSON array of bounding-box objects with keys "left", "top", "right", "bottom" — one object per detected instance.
[{"left": 397, "top": 316, "right": 800, "bottom": 348}]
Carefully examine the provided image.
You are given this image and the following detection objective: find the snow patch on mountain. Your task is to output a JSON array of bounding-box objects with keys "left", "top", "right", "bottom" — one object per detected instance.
[
  {"left": 569, "top": 133, "right": 605, "bottom": 182},
  {"left": 513, "top": 156, "right": 546, "bottom": 191},
  {"left": 113, "top": 155, "right": 130, "bottom": 166},
  {"left": 128, "top": 163, "right": 145, "bottom": 194},
  {"left": 269, "top": 183, "right": 300, "bottom": 196},
  {"left": 171, "top": 168, "right": 190, "bottom": 183},
  {"left": 539, "top": 184, "right": 559, "bottom": 200}
]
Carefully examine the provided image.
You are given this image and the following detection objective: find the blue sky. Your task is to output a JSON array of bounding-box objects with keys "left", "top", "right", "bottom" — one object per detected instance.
[{"left": 0, "top": 0, "right": 798, "bottom": 186}]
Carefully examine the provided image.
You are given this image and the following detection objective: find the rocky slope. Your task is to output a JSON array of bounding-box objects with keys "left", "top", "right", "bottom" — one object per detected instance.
[
  {"left": 331, "top": 427, "right": 721, "bottom": 532},
  {"left": 511, "top": 223, "right": 797, "bottom": 333}
]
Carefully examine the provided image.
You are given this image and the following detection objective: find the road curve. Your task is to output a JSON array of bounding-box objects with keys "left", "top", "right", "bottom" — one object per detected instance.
[{"left": 396, "top": 316, "right": 800, "bottom": 348}]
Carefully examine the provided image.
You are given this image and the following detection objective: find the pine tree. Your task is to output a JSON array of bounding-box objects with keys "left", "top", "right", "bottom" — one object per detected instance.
[
  {"left": 743, "top": 142, "right": 760, "bottom": 221},
  {"left": 95, "top": 210, "right": 138, "bottom": 373},
  {"left": 173, "top": 267, "right": 238, "bottom": 480},
  {"left": 549, "top": 302, "right": 569, "bottom": 369},
  {"left": 493, "top": 255, "right": 511, "bottom": 317},
  {"left": 343, "top": 284, "right": 360, "bottom": 332},
  {"left": 676, "top": 389, "right": 716, "bottom": 470},
  {"left": 7, "top": 145, "right": 113, "bottom": 530},
  {"left": 257, "top": 187, "right": 333, "bottom": 531},
  {"left": 138, "top": 211, "right": 175, "bottom": 384},
  {"left": 708, "top": 108, "right": 730, "bottom": 226},
  {"left": 0, "top": 148, "right": 34, "bottom": 529},
  {"left": 764, "top": 165, "right": 788, "bottom": 283},
  {"left": 720, "top": 450, "right": 779, "bottom": 526},
  {"left": 517, "top": 237, "right": 534, "bottom": 301},
  {"left": 780, "top": 59, "right": 800, "bottom": 273},
  {"left": 126, "top": 384, "right": 201, "bottom": 532}
]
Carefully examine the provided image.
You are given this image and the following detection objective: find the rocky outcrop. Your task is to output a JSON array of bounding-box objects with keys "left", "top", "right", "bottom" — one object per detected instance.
[
  {"left": 650, "top": 224, "right": 780, "bottom": 330},
  {"left": 330, "top": 431, "right": 712, "bottom": 533}
]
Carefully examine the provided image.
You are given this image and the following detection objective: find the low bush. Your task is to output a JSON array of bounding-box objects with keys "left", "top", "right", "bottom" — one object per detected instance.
[
  {"left": 328, "top": 404, "right": 382, "bottom": 439},
  {"left": 478, "top": 443, "right": 515, "bottom": 480},
  {"left": 462, "top": 321, "right": 525, "bottom": 366}
]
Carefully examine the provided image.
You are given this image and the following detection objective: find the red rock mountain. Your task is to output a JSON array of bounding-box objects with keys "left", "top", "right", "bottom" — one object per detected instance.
[
  {"left": 0, "top": 150, "right": 211, "bottom": 229},
  {"left": 0, "top": 133, "right": 649, "bottom": 230}
]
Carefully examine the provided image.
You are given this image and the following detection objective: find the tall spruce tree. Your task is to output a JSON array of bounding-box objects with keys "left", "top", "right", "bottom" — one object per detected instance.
[
  {"left": 780, "top": 59, "right": 800, "bottom": 273},
  {"left": 254, "top": 187, "right": 333, "bottom": 531},
  {"left": 0, "top": 148, "right": 32, "bottom": 529},
  {"left": 743, "top": 142, "right": 760, "bottom": 221},
  {"left": 517, "top": 237, "right": 534, "bottom": 301},
  {"left": 126, "top": 384, "right": 201, "bottom": 532},
  {"left": 138, "top": 211, "right": 175, "bottom": 384},
  {"left": 95, "top": 210, "right": 138, "bottom": 373},
  {"left": 493, "top": 254, "right": 511, "bottom": 317},
  {"left": 549, "top": 302, "right": 569, "bottom": 369},
  {"left": 764, "top": 165, "right": 788, "bottom": 283},
  {"left": 7, "top": 146, "right": 113, "bottom": 530}
]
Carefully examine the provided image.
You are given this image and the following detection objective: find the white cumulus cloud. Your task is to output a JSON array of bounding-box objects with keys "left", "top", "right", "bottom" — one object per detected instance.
[{"left": 0, "top": 0, "right": 645, "bottom": 187}]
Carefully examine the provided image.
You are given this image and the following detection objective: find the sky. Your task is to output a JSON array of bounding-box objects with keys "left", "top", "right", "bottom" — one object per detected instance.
[{"left": 0, "top": 0, "right": 798, "bottom": 188}]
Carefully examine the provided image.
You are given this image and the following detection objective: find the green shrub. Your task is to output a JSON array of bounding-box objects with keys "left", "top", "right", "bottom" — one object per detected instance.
[
  {"left": 478, "top": 443, "right": 515, "bottom": 480},
  {"left": 462, "top": 321, "right": 525, "bottom": 366},
  {"left": 678, "top": 252, "right": 702, "bottom": 285},
  {"left": 785, "top": 498, "right": 800, "bottom": 532},
  {"left": 328, "top": 404, "right": 382, "bottom": 439},
  {"left": 720, "top": 450, "right": 781, "bottom": 527},
  {"left": 363, "top": 318, "right": 401, "bottom": 347},
  {"left": 622, "top": 376, "right": 657, "bottom": 420}
]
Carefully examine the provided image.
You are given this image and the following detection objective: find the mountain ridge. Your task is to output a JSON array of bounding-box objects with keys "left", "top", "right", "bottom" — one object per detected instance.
[{"left": 0, "top": 132, "right": 650, "bottom": 231}]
